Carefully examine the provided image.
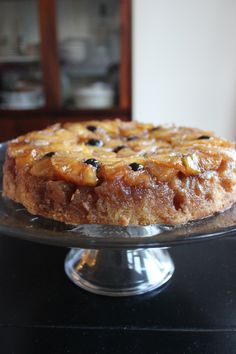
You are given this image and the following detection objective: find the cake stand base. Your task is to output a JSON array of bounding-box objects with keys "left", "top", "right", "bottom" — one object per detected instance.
[{"left": 64, "top": 248, "right": 175, "bottom": 296}]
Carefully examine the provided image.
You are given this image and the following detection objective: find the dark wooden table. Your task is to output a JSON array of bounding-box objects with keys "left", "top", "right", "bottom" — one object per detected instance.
[{"left": 0, "top": 232, "right": 236, "bottom": 354}]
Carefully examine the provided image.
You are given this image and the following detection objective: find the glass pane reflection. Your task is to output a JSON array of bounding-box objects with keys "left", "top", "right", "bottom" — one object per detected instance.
[
  {"left": 0, "top": 0, "right": 45, "bottom": 109},
  {"left": 57, "top": 0, "right": 120, "bottom": 109}
]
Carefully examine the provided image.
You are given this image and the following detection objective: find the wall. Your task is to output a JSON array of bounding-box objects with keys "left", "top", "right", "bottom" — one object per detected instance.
[{"left": 132, "top": 0, "right": 236, "bottom": 139}]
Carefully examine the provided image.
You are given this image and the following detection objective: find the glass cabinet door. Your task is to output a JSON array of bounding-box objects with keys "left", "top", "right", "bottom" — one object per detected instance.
[
  {"left": 0, "top": 0, "right": 45, "bottom": 109},
  {"left": 56, "top": 0, "right": 120, "bottom": 109}
]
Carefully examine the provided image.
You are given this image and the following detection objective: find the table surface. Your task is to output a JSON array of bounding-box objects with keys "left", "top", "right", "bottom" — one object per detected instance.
[{"left": 1, "top": 232, "right": 236, "bottom": 354}]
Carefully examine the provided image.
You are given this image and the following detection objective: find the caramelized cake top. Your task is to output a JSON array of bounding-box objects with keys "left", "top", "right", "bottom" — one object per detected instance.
[{"left": 7, "top": 119, "right": 236, "bottom": 188}]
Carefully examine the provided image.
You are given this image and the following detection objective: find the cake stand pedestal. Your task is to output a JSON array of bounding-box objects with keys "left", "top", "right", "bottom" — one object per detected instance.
[{"left": 65, "top": 247, "right": 174, "bottom": 296}]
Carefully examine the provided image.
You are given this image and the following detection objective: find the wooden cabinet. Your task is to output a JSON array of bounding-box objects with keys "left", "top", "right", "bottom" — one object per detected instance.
[{"left": 0, "top": 0, "right": 131, "bottom": 141}]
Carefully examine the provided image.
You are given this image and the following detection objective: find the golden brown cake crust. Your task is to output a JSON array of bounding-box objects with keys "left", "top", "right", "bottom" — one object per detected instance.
[{"left": 3, "top": 119, "right": 236, "bottom": 225}]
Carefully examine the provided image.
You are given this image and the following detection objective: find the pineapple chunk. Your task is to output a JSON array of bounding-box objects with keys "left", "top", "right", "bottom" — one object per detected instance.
[
  {"left": 30, "top": 157, "right": 56, "bottom": 179},
  {"left": 182, "top": 153, "right": 201, "bottom": 175},
  {"left": 51, "top": 156, "right": 98, "bottom": 186}
]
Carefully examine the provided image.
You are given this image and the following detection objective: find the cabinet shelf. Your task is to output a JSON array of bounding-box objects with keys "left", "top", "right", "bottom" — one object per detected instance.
[{"left": 0, "top": 55, "right": 39, "bottom": 64}]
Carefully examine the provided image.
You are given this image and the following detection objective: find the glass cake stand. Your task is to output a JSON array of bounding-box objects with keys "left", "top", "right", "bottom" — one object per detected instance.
[{"left": 1, "top": 143, "right": 236, "bottom": 296}]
